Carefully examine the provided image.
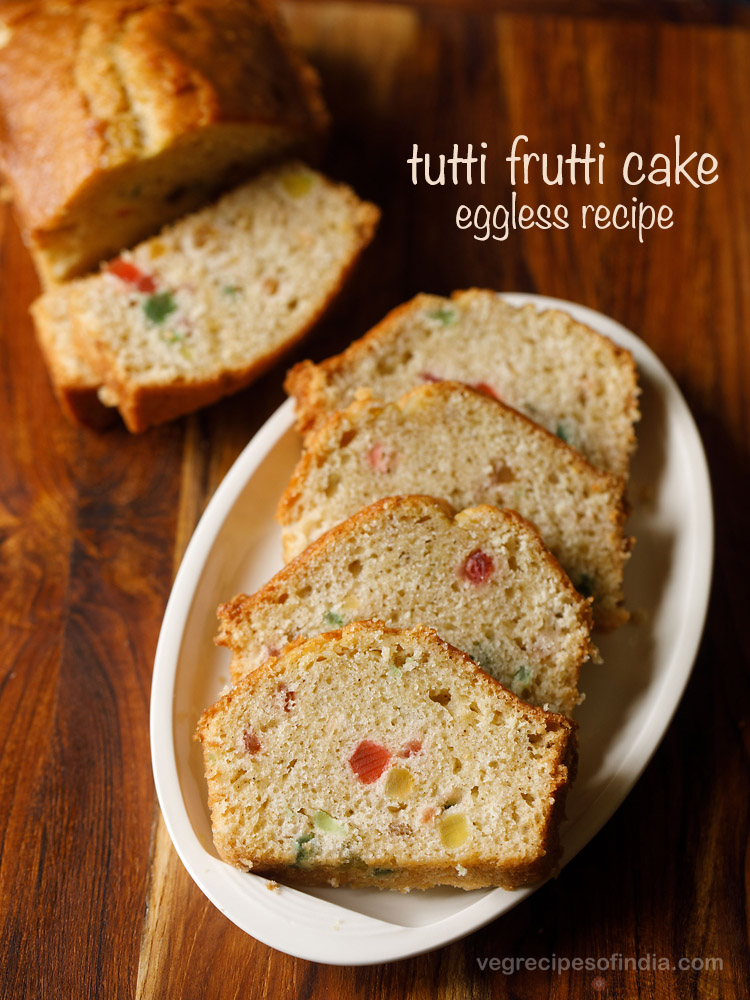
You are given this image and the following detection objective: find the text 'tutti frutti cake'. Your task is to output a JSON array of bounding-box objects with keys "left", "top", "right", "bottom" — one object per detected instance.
[{"left": 196, "top": 622, "right": 577, "bottom": 891}]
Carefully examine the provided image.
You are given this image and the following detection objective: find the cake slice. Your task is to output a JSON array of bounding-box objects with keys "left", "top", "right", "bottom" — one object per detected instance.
[
  {"left": 196, "top": 621, "right": 577, "bottom": 891},
  {"left": 31, "top": 162, "right": 379, "bottom": 431},
  {"left": 277, "top": 382, "right": 631, "bottom": 629},
  {"left": 286, "top": 290, "right": 640, "bottom": 477},
  {"left": 30, "top": 290, "right": 116, "bottom": 429},
  {"left": 219, "top": 496, "right": 596, "bottom": 716}
]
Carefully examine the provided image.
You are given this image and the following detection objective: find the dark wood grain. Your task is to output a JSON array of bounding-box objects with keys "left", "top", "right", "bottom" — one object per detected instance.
[{"left": 1, "top": 2, "right": 748, "bottom": 998}]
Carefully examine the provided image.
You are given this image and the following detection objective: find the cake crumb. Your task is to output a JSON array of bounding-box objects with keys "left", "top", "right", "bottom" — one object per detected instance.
[{"left": 266, "top": 880, "right": 280, "bottom": 892}]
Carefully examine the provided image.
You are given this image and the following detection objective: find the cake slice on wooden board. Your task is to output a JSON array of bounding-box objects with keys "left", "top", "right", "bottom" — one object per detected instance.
[
  {"left": 285, "top": 289, "right": 640, "bottom": 477},
  {"left": 196, "top": 621, "right": 577, "bottom": 891},
  {"left": 277, "top": 382, "right": 632, "bottom": 629},
  {"left": 30, "top": 163, "right": 380, "bottom": 432},
  {"left": 218, "top": 495, "right": 596, "bottom": 716},
  {"left": 0, "top": 0, "right": 329, "bottom": 285},
  {"left": 30, "top": 290, "right": 116, "bottom": 429}
]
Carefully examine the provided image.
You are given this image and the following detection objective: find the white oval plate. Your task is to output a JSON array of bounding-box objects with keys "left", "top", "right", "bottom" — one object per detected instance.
[{"left": 151, "top": 294, "right": 713, "bottom": 966}]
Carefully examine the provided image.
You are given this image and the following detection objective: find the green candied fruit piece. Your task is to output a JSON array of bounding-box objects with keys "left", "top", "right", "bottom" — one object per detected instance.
[
  {"left": 513, "top": 664, "right": 532, "bottom": 687},
  {"left": 342, "top": 847, "right": 366, "bottom": 869},
  {"left": 556, "top": 419, "right": 578, "bottom": 446},
  {"left": 576, "top": 573, "right": 596, "bottom": 599},
  {"left": 372, "top": 868, "right": 395, "bottom": 877},
  {"left": 282, "top": 170, "right": 315, "bottom": 197},
  {"left": 313, "top": 810, "right": 348, "bottom": 837},
  {"left": 222, "top": 284, "right": 241, "bottom": 297},
  {"left": 143, "top": 291, "right": 177, "bottom": 324},
  {"left": 426, "top": 305, "right": 458, "bottom": 325},
  {"left": 293, "top": 832, "right": 315, "bottom": 866},
  {"left": 469, "top": 643, "right": 492, "bottom": 672},
  {"left": 323, "top": 609, "right": 345, "bottom": 629},
  {"left": 388, "top": 662, "right": 403, "bottom": 680}
]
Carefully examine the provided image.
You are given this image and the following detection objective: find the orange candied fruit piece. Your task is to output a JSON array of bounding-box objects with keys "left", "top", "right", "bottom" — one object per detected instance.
[
  {"left": 243, "top": 729, "right": 262, "bottom": 754},
  {"left": 349, "top": 740, "right": 392, "bottom": 784},
  {"left": 107, "top": 258, "right": 157, "bottom": 293},
  {"left": 472, "top": 381, "right": 499, "bottom": 400},
  {"left": 398, "top": 739, "right": 422, "bottom": 758},
  {"left": 366, "top": 442, "right": 395, "bottom": 474}
]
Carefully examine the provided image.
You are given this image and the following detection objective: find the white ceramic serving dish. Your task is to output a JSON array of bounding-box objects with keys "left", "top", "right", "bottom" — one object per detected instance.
[{"left": 151, "top": 294, "right": 713, "bottom": 966}]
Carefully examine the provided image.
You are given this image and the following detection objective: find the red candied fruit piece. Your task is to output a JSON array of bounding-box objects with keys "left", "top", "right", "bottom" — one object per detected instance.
[
  {"left": 366, "top": 442, "right": 394, "bottom": 473},
  {"left": 279, "top": 684, "right": 296, "bottom": 712},
  {"left": 420, "top": 372, "right": 442, "bottom": 383},
  {"left": 349, "top": 740, "right": 392, "bottom": 784},
  {"left": 461, "top": 549, "right": 494, "bottom": 585},
  {"left": 243, "top": 729, "right": 262, "bottom": 754},
  {"left": 107, "top": 258, "right": 156, "bottom": 293},
  {"left": 473, "top": 381, "right": 499, "bottom": 400},
  {"left": 398, "top": 739, "right": 422, "bottom": 758}
]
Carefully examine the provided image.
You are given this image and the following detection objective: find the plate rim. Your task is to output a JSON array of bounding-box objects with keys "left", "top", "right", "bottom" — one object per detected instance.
[{"left": 150, "top": 293, "right": 714, "bottom": 965}]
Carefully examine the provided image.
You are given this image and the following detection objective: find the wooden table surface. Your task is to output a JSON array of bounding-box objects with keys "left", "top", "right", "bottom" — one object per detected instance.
[{"left": 2, "top": 1, "right": 749, "bottom": 997}]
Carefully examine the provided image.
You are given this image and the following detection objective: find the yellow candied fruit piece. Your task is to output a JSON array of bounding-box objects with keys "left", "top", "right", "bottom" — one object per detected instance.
[
  {"left": 439, "top": 812, "right": 470, "bottom": 849},
  {"left": 282, "top": 171, "right": 314, "bottom": 197},
  {"left": 385, "top": 767, "right": 414, "bottom": 801},
  {"left": 149, "top": 239, "right": 167, "bottom": 259},
  {"left": 339, "top": 593, "right": 360, "bottom": 615}
]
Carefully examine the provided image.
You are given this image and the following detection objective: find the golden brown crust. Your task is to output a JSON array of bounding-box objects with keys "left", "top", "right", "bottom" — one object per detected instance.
[
  {"left": 283, "top": 294, "right": 436, "bottom": 435},
  {"left": 216, "top": 494, "right": 596, "bottom": 672},
  {"left": 276, "top": 381, "right": 632, "bottom": 629},
  {"left": 200, "top": 620, "right": 577, "bottom": 740},
  {"left": 197, "top": 620, "right": 577, "bottom": 890},
  {"left": 277, "top": 380, "right": 627, "bottom": 522},
  {"left": 285, "top": 289, "right": 641, "bottom": 477},
  {"left": 55, "top": 384, "right": 118, "bottom": 430},
  {"left": 0, "top": 0, "right": 330, "bottom": 278}
]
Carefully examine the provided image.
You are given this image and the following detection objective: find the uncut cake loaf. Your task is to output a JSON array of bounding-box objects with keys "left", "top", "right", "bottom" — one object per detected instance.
[
  {"left": 219, "top": 495, "right": 596, "bottom": 716},
  {"left": 31, "top": 163, "right": 379, "bottom": 431},
  {"left": 0, "top": 0, "right": 329, "bottom": 284},
  {"left": 286, "top": 290, "right": 640, "bottom": 477},
  {"left": 196, "top": 621, "right": 577, "bottom": 891},
  {"left": 277, "top": 382, "right": 631, "bottom": 629}
]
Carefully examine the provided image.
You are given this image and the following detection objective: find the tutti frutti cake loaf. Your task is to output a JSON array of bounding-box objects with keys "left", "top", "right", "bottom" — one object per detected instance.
[
  {"left": 286, "top": 289, "right": 640, "bottom": 477},
  {"left": 0, "top": 0, "right": 329, "bottom": 285},
  {"left": 277, "top": 381, "right": 632, "bottom": 629},
  {"left": 196, "top": 621, "right": 578, "bottom": 891},
  {"left": 218, "top": 495, "right": 597, "bottom": 716},
  {"left": 30, "top": 163, "right": 379, "bottom": 431}
]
